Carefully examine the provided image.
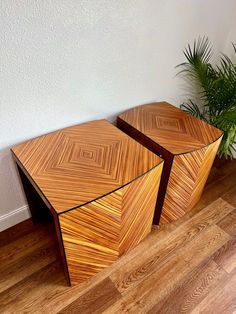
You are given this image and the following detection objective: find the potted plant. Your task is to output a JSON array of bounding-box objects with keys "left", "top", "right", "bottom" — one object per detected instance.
[{"left": 177, "top": 37, "right": 236, "bottom": 159}]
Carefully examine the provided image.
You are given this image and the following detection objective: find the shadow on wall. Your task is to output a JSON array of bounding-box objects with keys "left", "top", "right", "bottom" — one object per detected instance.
[
  {"left": 0, "top": 148, "right": 30, "bottom": 225},
  {"left": 0, "top": 113, "right": 117, "bottom": 231}
]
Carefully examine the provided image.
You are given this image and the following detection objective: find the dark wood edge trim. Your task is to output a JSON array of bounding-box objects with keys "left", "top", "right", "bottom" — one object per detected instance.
[
  {"left": 117, "top": 106, "right": 224, "bottom": 156},
  {"left": 12, "top": 142, "right": 163, "bottom": 283},
  {"left": 151, "top": 136, "right": 223, "bottom": 223},
  {"left": 52, "top": 212, "right": 71, "bottom": 286},
  {"left": 12, "top": 151, "right": 55, "bottom": 214},
  {"left": 173, "top": 134, "right": 224, "bottom": 156},
  {"left": 117, "top": 117, "right": 173, "bottom": 225},
  {"left": 11, "top": 147, "right": 164, "bottom": 216},
  {"left": 58, "top": 160, "right": 164, "bottom": 216},
  {"left": 117, "top": 117, "right": 172, "bottom": 159},
  {"left": 13, "top": 154, "right": 71, "bottom": 285},
  {"left": 117, "top": 117, "right": 224, "bottom": 224},
  {"left": 153, "top": 155, "right": 174, "bottom": 224}
]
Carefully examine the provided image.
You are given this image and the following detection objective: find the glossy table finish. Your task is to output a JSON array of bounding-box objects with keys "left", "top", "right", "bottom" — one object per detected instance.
[
  {"left": 12, "top": 119, "right": 163, "bottom": 285},
  {"left": 117, "top": 102, "right": 223, "bottom": 224}
]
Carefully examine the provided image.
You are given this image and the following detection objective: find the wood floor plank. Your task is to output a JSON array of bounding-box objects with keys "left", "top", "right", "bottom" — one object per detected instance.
[
  {"left": 0, "top": 218, "right": 34, "bottom": 247},
  {"left": 162, "top": 169, "right": 236, "bottom": 233},
  {"left": 0, "top": 161, "right": 235, "bottom": 313},
  {"left": 0, "top": 225, "right": 55, "bottom": 268},
  {"left": 0, "top": 242, "right": 59, "bottom": 293},
  {"left": 192, "top": 170, "right": 236, "bottom": 213},
  {"left": 105, "top": 225, "right": 230, "bottom": 313},
  {"left": 215, "top": 158, "right": 236, "bottom": 174},
  {"left": 12, "top": 199, "right": 231, "bottom": 313},
  {"left": 0, "top": 261, "right": 65, "bottom": 314},
  {"left": 212, "top": 237, "right": 236, "bottom": 273},
  {"left": 191, "top": 269, "right": 236, "bottom": 314},
  {"left": 58, "top": 277, "right": 121, "bottom": 314},
  {"left": 148, "top": 259, "right": 227, "bottom": 314},
  {"left": 110, "top": 198, "right": 233, "bottom": 294},
  {"left": 205, "top": 166, "right": 223, "bottom": 187},
  {"left": 205, "top": 159, "right": 236, "bottom": 188},
  {"left": 217, "top": 209, "right": 236, "bottom": 237},
  {"left": 222, "top": 186, "right": 236, "bottom": 208},
  {"left": 38, "top": 226, "right": 171, "bottom": 313}
]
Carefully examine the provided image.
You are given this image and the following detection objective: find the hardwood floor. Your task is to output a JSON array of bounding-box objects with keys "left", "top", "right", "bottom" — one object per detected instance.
[{"left": 0, "top": 160, "right": 236, "bottom": 313}]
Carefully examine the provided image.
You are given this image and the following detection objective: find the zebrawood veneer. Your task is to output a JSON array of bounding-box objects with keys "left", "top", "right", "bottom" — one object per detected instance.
[
  {"left": 11, "top": 119, "right": 163, "bottom": 285},
  {"left": 117, "top": 102, "right": 223, "bottom": 225}
]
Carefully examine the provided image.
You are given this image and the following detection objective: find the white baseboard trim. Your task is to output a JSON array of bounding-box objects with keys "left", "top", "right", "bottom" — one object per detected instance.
[{"left": 0, "top": 205, "right": 31, "bottom": 232}]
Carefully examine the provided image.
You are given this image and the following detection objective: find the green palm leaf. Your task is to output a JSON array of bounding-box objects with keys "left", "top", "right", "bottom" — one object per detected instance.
[{"left": 177, "top": 37, "right": 236, "bottom": 158}]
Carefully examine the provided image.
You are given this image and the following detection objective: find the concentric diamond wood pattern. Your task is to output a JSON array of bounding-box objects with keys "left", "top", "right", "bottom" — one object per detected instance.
[
  {"left": 117, "top": 102, "right": 223, "bottom": 224},
  {"left": 12, "top": 119, "right": 163, "bottom": 285},
  {"left": 12, "top": 119, "right": 162, "bottom": 214},
  {"left": 118, "top": 102, "right": 222, "bottom": 155}
]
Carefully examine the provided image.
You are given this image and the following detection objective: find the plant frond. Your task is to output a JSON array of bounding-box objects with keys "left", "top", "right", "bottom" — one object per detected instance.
[
  {"left": 213, "top": 111, "right": 236, "bottom": 131},
  {"left": 177, "top": 37, "right": 236, "bottom": 158},
  {"left": 232, "top": 43, "right": 236, "bottom": 54},
  {"left": 180, "top": 100, "right": 208, "bottom": 122}
]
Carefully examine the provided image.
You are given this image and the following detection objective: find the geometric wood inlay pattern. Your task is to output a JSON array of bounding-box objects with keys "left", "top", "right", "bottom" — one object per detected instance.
[
  {"left": 117, "top": 102, "right": 223, "bottom": 225},
  {"left": 118, "top": 102, "right": 222, "bottom": 155},
  {"left": 60, "top": 164, "right": 162, "bottom": 285},
  {"left": 1, "top": 160, "right": 236, "bottom": 314},
  {"left": 160, "top": 137, "right": 222, "bottom": 224},
  {"left": 11, "top": 119, "right": 163, "bottom": 285},
  {"left": 12, "top": 119, "right": 162, "bottom": 214}
]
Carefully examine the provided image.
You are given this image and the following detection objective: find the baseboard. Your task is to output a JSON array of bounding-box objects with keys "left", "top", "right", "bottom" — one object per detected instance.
[{"left": 0, "top": 205, "right": 31, "bottom": 232}]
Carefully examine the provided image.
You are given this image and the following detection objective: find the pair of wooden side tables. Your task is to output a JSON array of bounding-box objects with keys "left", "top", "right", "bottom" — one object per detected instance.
[{"left": 11, "top": 102, "right": 223, "bottom": 285}]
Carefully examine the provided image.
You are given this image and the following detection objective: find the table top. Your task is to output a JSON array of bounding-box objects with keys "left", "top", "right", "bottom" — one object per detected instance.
[
  {"left": 12, "top": 119, "right": 162, "bottom": 214},
  {"left": 118, "top": 102, "right": 223, "bottom": 155}
]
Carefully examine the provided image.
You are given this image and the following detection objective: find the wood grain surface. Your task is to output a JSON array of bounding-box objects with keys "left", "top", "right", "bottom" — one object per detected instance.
[
  {"left": 118, "top": 101, "right": 223, "bottom": 154},
  {"left": 147, "top": 259, "right": 227, "bottom": 314},
  {"left": 160, "top": 136, "right": 222, "bottom": 224},
  {"left": 0, "top": 160, "right": 235, "bottom": 313},
  {"left": 58, "top": 277, "right": 121, "bottom": 314},
  {"left": 11, "top": 119, "right": 163, "bottom": 285},
  {"left": 59, "top": 164, "right": 162, "bottom": 285},
  {"left": 12, "top": 119, "right": 162, "bottom": 214},
  {"left": 117, "top": 102, "right": 223, "bottom": 224}
]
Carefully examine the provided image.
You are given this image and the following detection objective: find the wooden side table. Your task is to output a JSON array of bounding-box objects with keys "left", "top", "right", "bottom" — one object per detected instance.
[
  {"left": 11, "top": 120, "right": 163, "bottom": 285},
  {"left": 117, "top": 102, "right": 223, "bottom": 225}
]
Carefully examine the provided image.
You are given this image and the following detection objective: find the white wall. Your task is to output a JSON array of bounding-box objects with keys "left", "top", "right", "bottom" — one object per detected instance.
[{"left": 0, "top": 0, "right": 235, "bottom": 230}]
